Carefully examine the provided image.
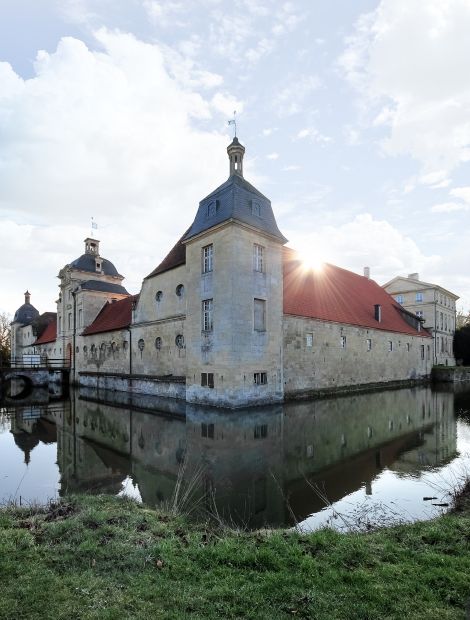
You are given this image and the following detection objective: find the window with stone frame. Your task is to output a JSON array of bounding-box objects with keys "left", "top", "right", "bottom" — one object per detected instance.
[
  {"left": 202, "top": 299, "right": 213, "bottom": 332},
  {"left": 254, "top": 299, "right": 266, "bottom": 331},
  {"left": 202, "top": 244, "right": 213, "bottom": 274},
  {"left": 253, "top": 244, "right": 265, "bottom": 272}
]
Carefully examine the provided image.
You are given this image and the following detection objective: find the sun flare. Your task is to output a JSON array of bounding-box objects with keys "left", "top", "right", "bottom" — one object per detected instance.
[{"left": 299, "top": 251, "right": 325, "bottom": 273}]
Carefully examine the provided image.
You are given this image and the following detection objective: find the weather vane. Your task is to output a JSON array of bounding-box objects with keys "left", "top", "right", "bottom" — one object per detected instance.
[{"left": 228, "top": 110, "right": 237, "bottom": 138}]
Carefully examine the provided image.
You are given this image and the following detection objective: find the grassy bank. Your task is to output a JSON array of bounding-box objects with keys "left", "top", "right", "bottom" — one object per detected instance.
[{"left": 1, "top": 493, "right": 469, "bottom": 620}]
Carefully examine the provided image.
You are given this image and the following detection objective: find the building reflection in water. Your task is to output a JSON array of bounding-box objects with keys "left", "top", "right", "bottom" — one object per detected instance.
[{"left": 9, "top": 385, "right": 459, "bottom": 529}]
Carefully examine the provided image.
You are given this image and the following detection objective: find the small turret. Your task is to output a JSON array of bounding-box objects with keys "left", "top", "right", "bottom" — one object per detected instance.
[
  {"left": 227, "top": 137, "right": 245, "bottom": 177},
  {"left": 84, "top": 238, "right": 100, "bottom": 256}
]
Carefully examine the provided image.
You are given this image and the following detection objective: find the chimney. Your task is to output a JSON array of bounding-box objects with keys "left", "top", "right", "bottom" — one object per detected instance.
[
  {"left": 374, "top": 304, "right": 382, "bottom": 322},
  {"left": 364, "top": 267, "right": 370, "bottom": 279},
  {"left": 24, "top": 290, "right": 31, "bottom": 305},
  {"left": 408, "top": 273, "right": 419, "bottom": 280}
]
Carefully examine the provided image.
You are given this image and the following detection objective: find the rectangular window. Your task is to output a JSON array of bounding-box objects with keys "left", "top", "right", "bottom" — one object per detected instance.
[
  {"left": 366, "top": 338, "right": 372, "bottom": 351},
  {"left": 388, "top": 341, "right": 393, "bottom": 352},
  {"left": 58, "top": 317, "right": 62, "bottom": 333},
  {"left": 254, "top": 299, "right": 266, "bottom": 331},
  {"left": 202, "top": 244, "right": 213, "bottom": 273},
  {"left": 416, "top": 292, "right": 423, "bottom": 302},
  {"left": 253, "top": 244, "right": 264, "bottom": 272},
  {"left": 68, "top": 312, "right": 72, "bottom": 329},
  {"left": 202, "top": 299, "right": 213, "bottom": 332},
  {"left": 201, "top": 423, "right": 214, "bottom": 439},
  {"left": 254, "top": 372, "right": 267, "bottom": 385},
  {"left": 416, "top": 311, "right": 423, "bottom": 318},
  {"left": 306, "top": 333, "right": 313, "bottom": 347},
  {"left": 407, "top": 343, "right": 411, "bottom": 352},
  {"left": 440, "top": 312, "right": 443, "bottom": 330},
  {"left": 340, "top": 335, "right": 346, "bottom": 349},
  {"left": 254, "top": 424, "right": 268, "bottom": 439},
  {"left": 427, "top": 345, "right": 431, "bottom": 359},
  {"left": 421, "top": 345, "right": 425, "bottom": 360},
  {"left": 78, "top": 309, "right": 82, "bottom": 327},
  {"left": 396, "top": 295, "right": 404, "bottom": 303}
]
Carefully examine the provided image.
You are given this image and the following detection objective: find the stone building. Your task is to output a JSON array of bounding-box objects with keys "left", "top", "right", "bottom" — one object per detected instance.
[
  {"left": 383, "top": 274, "right": 458, "bottom": 366},
  {"left": 12, "top": 138, "right": 436, "bottom": 407}
]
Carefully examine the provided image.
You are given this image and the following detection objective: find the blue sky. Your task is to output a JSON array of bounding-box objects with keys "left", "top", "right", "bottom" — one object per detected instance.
[{"left": 1, "top": 0, "right": 469, "bottom": 316}]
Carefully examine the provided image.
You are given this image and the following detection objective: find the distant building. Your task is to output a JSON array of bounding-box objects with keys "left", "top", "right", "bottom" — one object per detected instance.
[
  {"left": 12, "top": 139, "right": 435, "bottom": 407},
  {"left": 383, "top": 273, "right": 458, "bottom": 366}
]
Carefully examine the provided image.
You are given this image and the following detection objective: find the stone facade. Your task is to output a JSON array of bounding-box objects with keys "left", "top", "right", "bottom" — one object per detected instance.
[
  {"left": 383, "top": 273, "right": 458, "bottom": 366},
  {"left": 283, "top": 315, "right": 432, "bottom": 398},
  {"left": 12, "top": 139, "right": 444, "bottom": 407}
]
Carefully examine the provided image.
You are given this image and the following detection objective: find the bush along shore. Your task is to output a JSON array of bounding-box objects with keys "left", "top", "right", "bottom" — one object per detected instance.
[{"left": 1, "top": 487, "right": 470, "bottom": 620}]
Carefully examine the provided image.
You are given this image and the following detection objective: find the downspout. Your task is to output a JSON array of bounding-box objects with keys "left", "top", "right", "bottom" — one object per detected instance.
[
  {"left": 434, "top": 291, "right": 437, "bottom": 365},
  {"left": 72, "top": 289, "right": 77, "bottom": 384},
  {"left": 127, "top": 327, "right": 133, "bottom": 376}
]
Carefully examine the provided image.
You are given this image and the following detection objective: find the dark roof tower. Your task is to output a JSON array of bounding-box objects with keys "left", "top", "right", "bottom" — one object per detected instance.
[
  {"left": 69, "top": 238, "right": 121, "bottom": 277},
  {"left": 12, "top": 291, "right": 40, "bottom": 325},
  {"left": 184, "top": 138, "right": 287, "bottom": 243}
]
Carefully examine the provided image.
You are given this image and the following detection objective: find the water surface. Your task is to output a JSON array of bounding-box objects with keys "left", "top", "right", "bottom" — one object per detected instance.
[{"left": 1, "top": 384, "right": 469, "bottom": 531}]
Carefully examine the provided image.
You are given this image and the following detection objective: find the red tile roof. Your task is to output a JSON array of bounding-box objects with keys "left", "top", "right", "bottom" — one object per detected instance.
[
  {"left": 34, "top": 318, "right": 57, "bottom": 345},
  {"left": 283, "top": 248, "right": 430, "bottom": 337},
  {"left": 82, "top": 295, "right": 138, "bottom": 336}
]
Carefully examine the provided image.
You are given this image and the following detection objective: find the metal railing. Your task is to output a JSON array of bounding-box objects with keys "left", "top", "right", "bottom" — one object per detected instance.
[{"left": 7, "top": 357, "right": 71, "bottom": 370}]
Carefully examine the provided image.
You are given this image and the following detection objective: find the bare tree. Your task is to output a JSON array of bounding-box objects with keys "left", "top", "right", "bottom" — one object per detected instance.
[
  {"left": 0, "top": 312, "right": 11, "bottom": 365},
  {"left": 456, "top": 308, "right": 470, "bottom": 330}
]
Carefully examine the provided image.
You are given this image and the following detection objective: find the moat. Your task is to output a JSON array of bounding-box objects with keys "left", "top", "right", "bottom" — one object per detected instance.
[{"left": 1, "top": 384, "right": 469, "bottom": 531}]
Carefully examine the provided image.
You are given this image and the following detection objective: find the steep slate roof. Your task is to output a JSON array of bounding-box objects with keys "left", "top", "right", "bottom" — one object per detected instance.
[
  {"left": 82, "top": 295, "right": 138, "bottom": 336},
  {"left": 69, "top": 253, "right": 121, "bottom": 277},
  {"left": 13, "top": 302, "right": 39, "bottom": 325},
  {"left": 34, "top": 318, "right": 57, "bottom": 345},
  {"left": 80, "top": 280, "right": 129, "bottom": 295},
  {"left": 145, "top": 230, "right": 188, "bottom": 279},
  {"left": 183, "top": 173, "right": 287, "bottom": 243},
  {"left": 283, "top": 248, "right": 430, "bottom": 337}
]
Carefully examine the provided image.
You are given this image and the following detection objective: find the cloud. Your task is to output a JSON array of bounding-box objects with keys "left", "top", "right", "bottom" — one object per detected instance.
[
  {"left": 296, "top": 126, "right": 332, "bottom": 145},
  {"left": 266, "top": 152, "right": 279, "bottom": 160},
  {"left": 282, "top": 165, "right": 300, "bottom": 172},
  {"left": 431, "top": 202, "right": 469, "bottom": 213},
  {"left": 339, "top": 0, "right": 470, "bottom": 175},
  {"left": 0, "top": 30, "right": 239, "bottom": 315},
  {"left": 286, "top": 213, "right": 440, "bottom": 285},
  {"left": 450, "top": 186, "right": 470, "bottom": 203},
  {"left": 273, "top": 75, "right": 321, "bottom": 117}
]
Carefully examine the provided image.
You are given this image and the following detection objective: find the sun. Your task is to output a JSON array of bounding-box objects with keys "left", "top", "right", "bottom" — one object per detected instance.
[{"left": 299, "top": 250, "right": 325, "bottom": 273}]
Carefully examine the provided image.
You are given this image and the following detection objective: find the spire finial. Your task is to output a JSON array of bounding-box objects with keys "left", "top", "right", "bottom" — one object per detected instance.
[
  {"left": 24, "top": 290, "right": 31, "bottom": 305},
  {"left": 228, "top": 110, "right": 237, "bottom": 138}
]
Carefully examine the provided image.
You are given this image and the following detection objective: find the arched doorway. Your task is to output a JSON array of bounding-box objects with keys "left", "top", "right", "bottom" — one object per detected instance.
[{"left": 66, "top": 343, "right": 72, "bottom": 367}]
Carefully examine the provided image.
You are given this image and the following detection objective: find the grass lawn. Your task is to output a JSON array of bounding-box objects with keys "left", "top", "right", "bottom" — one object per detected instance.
[{"left": 0, "top": 492, "right": 469, "bottom": 619}]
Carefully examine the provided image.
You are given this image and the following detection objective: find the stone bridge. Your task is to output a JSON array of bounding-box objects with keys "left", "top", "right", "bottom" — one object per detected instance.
[{"left": 0, "top": 366, "right": 69, "bottom": 401}]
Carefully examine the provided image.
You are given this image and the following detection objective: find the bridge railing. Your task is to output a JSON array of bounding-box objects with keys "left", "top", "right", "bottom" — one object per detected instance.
[{"left": 8, "top": 357, "right": 71, "bottom": 370}]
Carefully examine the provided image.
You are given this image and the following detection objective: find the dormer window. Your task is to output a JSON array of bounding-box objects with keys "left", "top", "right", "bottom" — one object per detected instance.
[
  {"left": 206, "top": 200, "right": 219, "bottom": 218},
  {"left": 95, "top": 260, "right": 102, "bottom": 272},
  {"left": 251, "top": 200, "right": 261, "bottom": 217}
]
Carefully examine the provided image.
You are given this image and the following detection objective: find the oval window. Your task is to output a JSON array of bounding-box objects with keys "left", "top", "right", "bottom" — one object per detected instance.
[
  {"left": 138, "top": 338, "right": 145, "bottom": 351},
  {"left": 83, "top": 345, "right": 88, "bottom": 354},
  {"left": 176, "top": 284, "right": 184, "bottom": 297},
  {"left": 175, "top": 334, "right": 185, "bottom": 349},
  {"left": 155, "top": 291, "right": 163, "bottom": 302}
]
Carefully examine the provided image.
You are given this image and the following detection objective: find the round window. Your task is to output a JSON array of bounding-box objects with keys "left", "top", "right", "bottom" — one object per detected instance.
[
  {"left": 176, "top": 284, "right": 184, "bottom": 297},
  {"left": 175, "top": 334, "right": 185, "bottom": 349},
  {"left": 155, "top": 337, "right": 162, "bottom": 350},
  {"left": 138, "top": 338, "right": 145, "bottom": 351},
  {"left": 155, "top": 291, "right": 163, "bottom": 302}
]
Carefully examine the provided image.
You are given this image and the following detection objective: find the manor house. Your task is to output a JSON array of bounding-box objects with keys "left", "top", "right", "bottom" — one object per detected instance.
[{"left": 11, "top": 138, "right": 433, "bottom": 408}]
